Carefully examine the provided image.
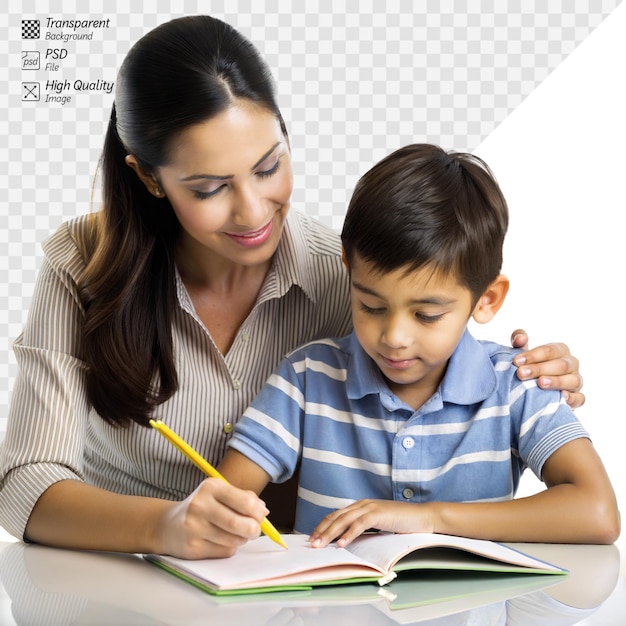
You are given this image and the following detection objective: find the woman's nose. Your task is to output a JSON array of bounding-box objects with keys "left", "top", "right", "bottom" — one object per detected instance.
[{"left": 232, "top": 184, "right": 267, "bottom": 226}]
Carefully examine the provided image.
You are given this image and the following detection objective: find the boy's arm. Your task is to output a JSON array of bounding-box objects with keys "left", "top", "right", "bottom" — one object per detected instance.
[
  {"left": 310, "top": 438, "right": 620, "bottom": 547},
  {"left": 439, "top": 438, "right": 620, "bottom": 543},
  {"left": 218, "top": 449, "right": 272, "bottom": 495}
]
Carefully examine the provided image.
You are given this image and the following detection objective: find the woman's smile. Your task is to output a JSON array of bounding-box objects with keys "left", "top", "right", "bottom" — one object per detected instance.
[{"left": 225, "top": 219, "right": 274, "bottom": 248}]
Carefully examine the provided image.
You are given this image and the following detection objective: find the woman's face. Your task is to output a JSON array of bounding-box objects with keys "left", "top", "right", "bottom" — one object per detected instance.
[{"left": 153, "top": 101, "right": 293, "bottom": 269}]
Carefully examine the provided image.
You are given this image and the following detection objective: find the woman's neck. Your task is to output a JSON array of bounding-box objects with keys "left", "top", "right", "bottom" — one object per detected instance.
[
  {"left": 175, "top": 234, "right": 272, "bottom": 295},
  {"left": 175, "top": 234, "right": 273, "bottom": 354}
]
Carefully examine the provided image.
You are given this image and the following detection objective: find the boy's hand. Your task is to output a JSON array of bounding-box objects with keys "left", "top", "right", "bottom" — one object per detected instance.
[
  {"left": 511, "top": 329, "right": 585, "bottom": 409},
  {"left": 309, "top": 500, "right": 433, "bottom": 548}
]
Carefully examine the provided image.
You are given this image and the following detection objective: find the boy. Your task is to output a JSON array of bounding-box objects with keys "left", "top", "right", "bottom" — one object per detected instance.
[{"left": 218, "top": 144, "right": 619, "bottom": 547}]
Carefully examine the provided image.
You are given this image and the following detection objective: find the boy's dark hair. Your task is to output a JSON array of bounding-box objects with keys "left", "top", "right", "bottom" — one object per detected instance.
[{"left": 341, "top": 144, "right": 509, "bottom": 302}]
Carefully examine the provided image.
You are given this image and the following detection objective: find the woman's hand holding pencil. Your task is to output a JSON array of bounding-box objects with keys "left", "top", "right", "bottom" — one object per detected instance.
[{"left": 150, "top": 419, "right": 288, "bottom": 552}]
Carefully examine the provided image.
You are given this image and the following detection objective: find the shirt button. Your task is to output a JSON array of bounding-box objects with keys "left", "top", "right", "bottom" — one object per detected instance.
[
  {"left": 402, "top": 487, "right": 414, "bottom": 499},
  {"left": 241, "top": 333, "right": 250, "bottom": 342},
  {"left": 232, "top": 379, "right": 242, "bottom": 390},
  {"left": 223, "top": 422, "right": 233, "bottom": 434},
  {"left": 402, "top": 437, "right": 414, "bottom": 449}
]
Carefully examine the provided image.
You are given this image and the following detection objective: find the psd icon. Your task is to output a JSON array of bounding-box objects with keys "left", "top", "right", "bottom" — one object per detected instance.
[
  {"left": 22, "top": 19, "right": 40, "bottom": 39},
  {"left": 22, "top": 51, "right": 40, "bottom": 70}
]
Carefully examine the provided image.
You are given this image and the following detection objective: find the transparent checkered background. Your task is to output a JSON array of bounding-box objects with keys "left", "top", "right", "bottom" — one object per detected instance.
[{"left": 0, "top": 0, "right": 622, "bottom": 432}]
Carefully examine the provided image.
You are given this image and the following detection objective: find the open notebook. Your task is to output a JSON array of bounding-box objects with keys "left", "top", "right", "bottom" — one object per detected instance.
[{"left": 145, "top": 532, "right": 566, "bottom": 596}]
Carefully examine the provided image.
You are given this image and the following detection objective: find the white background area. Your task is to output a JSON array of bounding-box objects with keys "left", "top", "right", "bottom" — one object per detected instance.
[{"left": 471, "top": 5, "right": 626, "bottom": 603}]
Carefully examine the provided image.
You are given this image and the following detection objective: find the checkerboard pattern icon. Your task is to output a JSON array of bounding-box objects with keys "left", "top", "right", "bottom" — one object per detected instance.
[{"left": 21, "top": 19, "right": 40, "bottom": 39}]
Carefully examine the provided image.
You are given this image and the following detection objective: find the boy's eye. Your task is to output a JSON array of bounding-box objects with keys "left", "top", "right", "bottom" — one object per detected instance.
[
  {"left": 359, "top": 302, "right": 385, "bottom": 315},
  {"left": 415, "top": 312, "right": 444, "bottom": 324}
]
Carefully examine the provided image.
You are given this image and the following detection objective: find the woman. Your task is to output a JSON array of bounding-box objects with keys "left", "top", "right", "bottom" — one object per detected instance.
[{"left": 0, "top": 15, "right": 583, "bottom": 559}]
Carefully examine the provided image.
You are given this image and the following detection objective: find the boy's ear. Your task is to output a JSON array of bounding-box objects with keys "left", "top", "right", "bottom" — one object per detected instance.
[
  {"left": 471, "top": 274, "right": 509, "bottom": 324},
  {"left": 125, "top": 155, "right": 163, "bottom": 198}
]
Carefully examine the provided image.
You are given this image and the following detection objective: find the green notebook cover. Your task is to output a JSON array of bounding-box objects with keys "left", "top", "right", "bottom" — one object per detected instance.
[{"left": 145, "top": 532, "right": 566, "bottom": 596}]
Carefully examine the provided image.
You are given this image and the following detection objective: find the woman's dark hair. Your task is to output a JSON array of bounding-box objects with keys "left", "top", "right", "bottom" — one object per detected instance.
[
  {"left": 341, "top": 143, "right": 509, "bottom": 303},
  {"left": 80, "top": 15, "right": 287, "bottom": 426}
]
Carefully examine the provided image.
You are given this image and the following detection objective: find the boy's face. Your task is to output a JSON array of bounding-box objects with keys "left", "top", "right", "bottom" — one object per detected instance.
[{"left": 349, "top": 254, "right": 475, "bottom": 408}]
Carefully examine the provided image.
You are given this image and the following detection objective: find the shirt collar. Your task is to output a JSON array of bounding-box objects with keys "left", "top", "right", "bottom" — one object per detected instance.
[
  {"left": 345, "top": 328, "right": 497, "bottom": 406},
  {"left": 345, "top": 332, "right": 390, "bottom": 400},
  {"left": 440, "top": 329, "right": 498, "bottom": 404},
  {"left": 257, "top": 210, "right": 317, "bottom": 304}
]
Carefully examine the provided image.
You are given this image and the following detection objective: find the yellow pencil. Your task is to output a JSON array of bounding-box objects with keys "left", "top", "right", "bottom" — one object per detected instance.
[{"left": 149, "top": 419, "right": 288, "bottom": 550}]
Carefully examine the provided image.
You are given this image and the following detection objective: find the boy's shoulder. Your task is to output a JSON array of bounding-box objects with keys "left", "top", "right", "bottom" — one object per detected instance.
[
  {"left": 477, "top": 339, "right": 523, "bottom": 364},
  {"left": 473, "top": 337, "right": 566, "bottom": 408},
  {"left": 474, "top": 338, "right": 525, "bottom": 388},
  {"left": 285, "top": 334, "right": 353, "bottom": 362}
]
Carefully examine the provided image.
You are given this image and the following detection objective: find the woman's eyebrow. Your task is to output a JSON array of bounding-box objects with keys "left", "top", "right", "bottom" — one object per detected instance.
[
  {"left": 251, "top": 142, "right": 281, "bottom": 170},
  {"left": 179, "top": 142, "right": 282, "bottom": 182}
]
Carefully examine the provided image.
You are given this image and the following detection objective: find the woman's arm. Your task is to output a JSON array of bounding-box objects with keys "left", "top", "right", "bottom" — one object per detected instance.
[
  {"left": 25, "top": 476, "right": 268, "bottom": 559},
  {"left": 511, "top": 329, "right": 584, "bottom": 408},
  {"left": 309, "top": 438, "right": 620, "bottom": 547},
  {"left": 1, "top": 221, "right": 268, "bottom": 559}
]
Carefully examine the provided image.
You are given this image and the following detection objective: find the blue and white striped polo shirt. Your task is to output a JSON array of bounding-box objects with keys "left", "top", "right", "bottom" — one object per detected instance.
[{"left": 228, "top": 329, "right": 588, "bottom": 535}]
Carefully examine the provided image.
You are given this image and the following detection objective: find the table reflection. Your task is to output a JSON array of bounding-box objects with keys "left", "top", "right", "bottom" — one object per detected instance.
[{"left": 0, "top": 540, "right": 620, "bottom": 625}]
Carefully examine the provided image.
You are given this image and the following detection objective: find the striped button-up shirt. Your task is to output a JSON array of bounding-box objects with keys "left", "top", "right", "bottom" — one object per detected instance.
[
  {"left": 0, "top": 210, "right": 352, "bottom": 539},
  {"left": 228, "top": 330, "right": 589, "bottom": 535}
]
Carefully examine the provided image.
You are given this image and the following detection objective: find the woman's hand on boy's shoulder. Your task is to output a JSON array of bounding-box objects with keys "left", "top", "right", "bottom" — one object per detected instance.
[{"left": 511, "top": 329, "right": 585, "bottom": 409}]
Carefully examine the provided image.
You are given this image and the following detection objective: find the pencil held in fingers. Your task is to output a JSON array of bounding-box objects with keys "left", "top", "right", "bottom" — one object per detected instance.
[{"left": 149, "top": 419, "right": 287, "bottom": 550}]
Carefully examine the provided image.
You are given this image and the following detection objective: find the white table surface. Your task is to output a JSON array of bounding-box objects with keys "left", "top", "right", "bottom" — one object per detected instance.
[{"left": 1, "top": 527, "right": 624, "bottom": 625}]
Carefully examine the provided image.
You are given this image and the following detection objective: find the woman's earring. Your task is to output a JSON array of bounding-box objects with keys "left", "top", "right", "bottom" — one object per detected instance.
[{"left": 154, "top": 187, "right": 163, "bottom": 197}]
